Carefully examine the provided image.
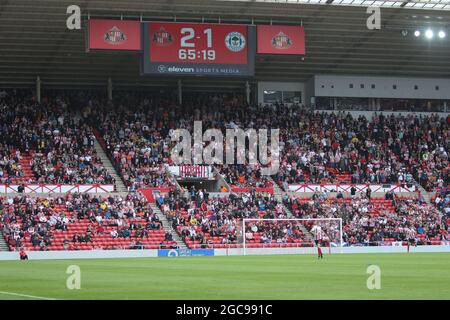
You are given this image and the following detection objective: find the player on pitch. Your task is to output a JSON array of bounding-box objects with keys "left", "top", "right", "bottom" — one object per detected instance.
[
  {"left": 311, "top": 225, "right": 324, "bottom": 259},
  {"left": 317, "top": 243, "right": 323, "bottom": 259}
]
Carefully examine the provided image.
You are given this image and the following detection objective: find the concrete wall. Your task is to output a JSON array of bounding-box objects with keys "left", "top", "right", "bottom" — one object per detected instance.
[
  {"left": 319, "top": 109, "right": 449, "bottom": 120},
  {"left": 257, "top": 81, "right": 305, "bottom": 105},
  {"left": 1, "top": 245, "right": 449, "bottom": 260},
  {"left": 257, "top": 77, "right": 450, "bottom": 108},
  {"left": 313, "top": 75, "right": 450, "bottom": 100},
  {"left": 0, "top": 249, "right": 158, "bottom": 261},
  {"left": 304, "top": 77, "right": 315, "bottom": 107}
]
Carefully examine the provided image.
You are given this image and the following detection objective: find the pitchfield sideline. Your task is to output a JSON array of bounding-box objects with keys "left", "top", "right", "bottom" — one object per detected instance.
[{"left": 0, "top": 253, "right": 449, "bottom": 300}]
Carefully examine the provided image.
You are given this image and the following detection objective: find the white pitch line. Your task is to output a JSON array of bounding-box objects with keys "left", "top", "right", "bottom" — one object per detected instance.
[{"left": 0, "top": 291, "right": 56, "bottom": 300}]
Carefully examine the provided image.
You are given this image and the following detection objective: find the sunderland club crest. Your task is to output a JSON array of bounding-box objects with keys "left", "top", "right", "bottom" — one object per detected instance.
[
  {"left": 153, "top": 27, "right": 173, "bottom": 46},
  {"left": 271, "top": 31, "right": 292, "bottom": 49},
  {"left": 104, "top": 26, "right": 127, "bottom": 45}
]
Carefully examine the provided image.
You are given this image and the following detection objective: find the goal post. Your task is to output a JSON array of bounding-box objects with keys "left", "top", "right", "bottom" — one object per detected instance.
[{"left": 241, "top": 218, "right": 343, "bottom": 256}]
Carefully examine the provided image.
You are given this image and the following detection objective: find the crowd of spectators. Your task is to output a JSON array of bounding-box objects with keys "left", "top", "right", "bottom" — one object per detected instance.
[
  {"left": 0, "top": 195, "right": 71, "bottom": 251},
  {"left": 433, "top": 188, "right": 450, "bottom": 227},
  {"left": 218, "top": 164, "right": 273, "bottom": 189},
  {"left": 0, "top": 90, "right": 448, "bottom": 193},
  {"left": 244, "top": 220, "right": 308, "bottom": 245},
  {"left": 283, "top": 191, "right": 448, "bottom": 245},
  {"left": 0, "top": 90, "right": 114, "bottom": 185},
  {"left": 91, "top": 97, "right": 178, "bottom": 191},
  {"left": 0, "top": 192, "right": 171, "bottom": 251},
  {"left": 86, "top": 94, "right": 285, "bottom": 190},
  {"left": 275, "top": 108, "right": 449, "bottom": 191},
  {"left": 156, "top": 186, "right": 285, "bottom": 247},
  {"left": 0, "top": 149, "right": 26, "bottom": 183},
  {"left": 88, "top": 94, "right": 449, "bottom": 192},
  {"left": 155, "top": 185, "right": 449, "bottom": 247}
]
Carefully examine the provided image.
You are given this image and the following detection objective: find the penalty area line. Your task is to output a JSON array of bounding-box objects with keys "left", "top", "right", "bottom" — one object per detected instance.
[{"left": 0, "top": 291, "right": 57, "bottom": 300}]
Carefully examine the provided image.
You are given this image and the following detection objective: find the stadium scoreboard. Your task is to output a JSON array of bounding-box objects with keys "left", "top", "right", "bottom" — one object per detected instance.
[
  {"left": 88, "top": 19, "right": 305, "bottom": 77},
  {"left": 142, "top": 22, "right": 256, "bottom": 76}
]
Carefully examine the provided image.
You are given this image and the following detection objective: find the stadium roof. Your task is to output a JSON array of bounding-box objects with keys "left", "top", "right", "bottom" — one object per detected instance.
[
  {"left": 0, "top": 0, "right": 449, "bottom": 89},
  {"left": 225, "top": 0, "right": 450, "bottom": 11}
]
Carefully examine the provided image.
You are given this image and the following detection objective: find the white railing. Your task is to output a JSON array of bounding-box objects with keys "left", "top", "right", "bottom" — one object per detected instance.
[
  {"left": 0, "top": 184, "right": 115, "bottom": 194},
  {"left": 288, "top": 183, "right": 417, "bottom": 193}
]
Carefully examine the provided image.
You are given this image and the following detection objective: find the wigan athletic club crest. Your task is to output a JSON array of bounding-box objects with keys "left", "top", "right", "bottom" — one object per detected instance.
[
  {"left": 225, "top": 32, "right": 246, "bottom": 52},
  {"left": 104, "top": 26, "right": 127, "bottom": 45},
  {"left": 153, "top": 27, "right": 173, "bottom": 46},
  {"left": 271, "top": 31, "right": 292, "bottom": 49}
]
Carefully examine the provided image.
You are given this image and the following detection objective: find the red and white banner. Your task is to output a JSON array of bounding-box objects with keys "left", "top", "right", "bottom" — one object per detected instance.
[
  {"left": 288, "top": 184, "right": 417, "bottom": 194},
  {"left": 0, "top": 184, "right": 115, "bottom": 194},
  {"left": 257, "top": 25, "right": 305, "bottom": 55},
  {"left": 168, "top": 165, "right": 213, "bottom": 179},
  {"left": 179, "top": 165, "right": 210, "bottom": 178},
  {"left": 231, "top": 187, "right": 274, "bottom": 194},
  {"left": 88, "top": 19, "right": 141, "bottom": 50}
]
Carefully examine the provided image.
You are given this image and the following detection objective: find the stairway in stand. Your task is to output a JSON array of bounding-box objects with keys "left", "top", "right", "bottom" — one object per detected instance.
[
  {"left": 268, "top": 176, "right": 315, "bottom": 243},
  {"left": 150, "top": 203, "right": 187, "bottom": 250},
  {"left": 93, "top": 139, "right": 128, "bottom": 192},
  {"left": 19, "top": 153, "right": 34, "bottom": 182},
  {"left": 0, "top": 231, "right": 10, "bottom": 251},
  {"left": 415, "top": 180, "right": 432, "bottom": 204}
]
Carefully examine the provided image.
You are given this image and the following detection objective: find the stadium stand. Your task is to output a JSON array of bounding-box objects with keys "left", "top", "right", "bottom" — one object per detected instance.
[
  {"left": 156, "top": 187, "right": 449, "bottom": 248},
  {"left": 88, "top": 97, "right": 449, "bottom": 193},
  {"left": 0, "top": 89, "right": 448, "bottom": 251},
  {"left": 284, "top": 192, "right": 449, "bottom": 245},
  {"left": 156, "top": 188, "right": 287, "bottom": 249},
  {"left": 0, "top": 91, "right": 115, "bottom": 185},
  {"left": 0, "top": 193, "right": 177, "bottom": 251},
  {"left": 275, "top": 110, "right": 449, "bottom": 192}
]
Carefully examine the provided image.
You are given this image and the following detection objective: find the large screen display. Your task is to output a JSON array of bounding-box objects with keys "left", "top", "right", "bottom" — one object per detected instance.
[
  {"left": 88, "top": 19, "right": 141, "bottom": 51},
  {"left": 257, "top": 25, "right": 305, "bottom": 55},
  {"left": 142, "top": 22, "right": 255, "bottom": 76}
]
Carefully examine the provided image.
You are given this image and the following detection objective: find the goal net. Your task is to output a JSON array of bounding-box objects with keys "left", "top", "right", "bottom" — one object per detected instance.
[{"left": 239, "top": 218, "right": 343, "bottom": 255}]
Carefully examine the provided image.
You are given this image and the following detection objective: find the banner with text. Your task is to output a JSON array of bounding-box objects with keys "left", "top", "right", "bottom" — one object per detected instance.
[{"left": 158, "top": 249, "right": 215, "bottom": 257}]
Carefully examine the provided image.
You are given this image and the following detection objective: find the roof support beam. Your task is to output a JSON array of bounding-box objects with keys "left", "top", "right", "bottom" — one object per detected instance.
[{"left": 400, "top": 1, "right": 410, "bottom": 7}]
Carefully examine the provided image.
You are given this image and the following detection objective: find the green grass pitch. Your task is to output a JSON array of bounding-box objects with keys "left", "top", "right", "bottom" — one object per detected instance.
[{"left": 0, "top": 253, "right": 449, "bottom": 300}]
